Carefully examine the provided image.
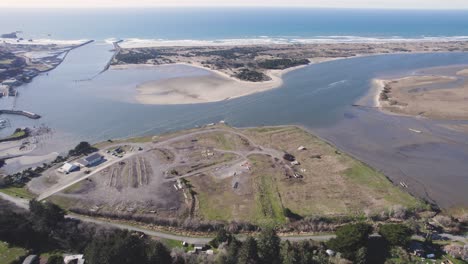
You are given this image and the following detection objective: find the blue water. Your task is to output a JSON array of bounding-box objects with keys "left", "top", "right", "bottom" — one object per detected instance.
[{"left": 1, "top": 8, "right": 468, "bottom": 40}]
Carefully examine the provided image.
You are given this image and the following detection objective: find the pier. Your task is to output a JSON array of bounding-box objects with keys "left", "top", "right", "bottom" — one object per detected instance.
[{"left": 0, "top": 110, "right": 41, "bottom": 119}]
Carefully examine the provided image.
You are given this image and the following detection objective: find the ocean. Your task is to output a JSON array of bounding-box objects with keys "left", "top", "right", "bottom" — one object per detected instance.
[{"left": 1, "top": 8, "right": 468, "bottom": 41}]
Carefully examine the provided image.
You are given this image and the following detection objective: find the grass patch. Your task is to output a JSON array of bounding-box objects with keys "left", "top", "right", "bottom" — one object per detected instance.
[
  {"left": 0, "top": 241, "right": 28, "bottom": 264},
  {"left": 48, "top": 195, "right": 77, "bottom": 210},
  {"left": 62, "top": 181, "right": 84, "bottom": 194},
  {"left": 253, "top": 174, "right": 286, "bottom": 226},
  {"left": 196, "top": 179, "right": 234, "bottom": 221},
  {"left": 344, "top": 161, "right": 425, "bottom": 210},
  {"left": 0, "top": 187, "right": 36, "bottom": 200},
  {"left": 249, "top": 155, "right": 286, "bottom": 226},
  {"left": 0, "top": 128, "right": 28, "bottom": 142},
  {"left": 160, "top": 238, "right": 184, "bottom": 249}
]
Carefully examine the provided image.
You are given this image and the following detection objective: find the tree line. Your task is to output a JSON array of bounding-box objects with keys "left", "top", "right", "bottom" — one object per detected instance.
[{"left": 0, "top": 197, "right": 417, "bottom": 264}]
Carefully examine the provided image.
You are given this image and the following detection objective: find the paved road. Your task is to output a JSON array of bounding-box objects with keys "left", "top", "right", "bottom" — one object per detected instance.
[
  {"left": 71, "top": 214, "right": 336, "bottom": 243},
  {"left": 1, "top": 190, "right": 335, "bottom": 243},
  {"left": 3, "top": 192, "right": 467, "bottom": 246}
]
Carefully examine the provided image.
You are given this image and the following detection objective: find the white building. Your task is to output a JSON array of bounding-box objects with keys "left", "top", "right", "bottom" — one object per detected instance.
[
  {"left": 64, "top": 254, "right": 85, "bottom": 264},
  {"left": 58, "top": 162, "right": 79, "bottom": 174}
]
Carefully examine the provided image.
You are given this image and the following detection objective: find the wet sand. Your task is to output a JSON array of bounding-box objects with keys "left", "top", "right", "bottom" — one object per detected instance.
[
  {"left": 375, "top": 67, "right": 468, "bottom": 120},
  {"left": 114, "top": 63, "right": 309, "bottom": 105}
]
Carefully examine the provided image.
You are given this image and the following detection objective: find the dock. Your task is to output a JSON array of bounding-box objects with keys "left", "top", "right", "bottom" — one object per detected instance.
[{"left": 0, "top": 110, "right": 41, "bottom": 119}]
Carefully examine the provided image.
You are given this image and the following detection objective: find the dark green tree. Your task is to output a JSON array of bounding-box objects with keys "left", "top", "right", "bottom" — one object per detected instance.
[
  {"left": 280, "top": 240, "right": 300, "bottom": 264},
  {"left": 327, "top": 223, "right": 372, "bottom": 261},
  {"left": 224, "top": 238, "right": 242, "bottom": 264},
  {"left": 257, "top": 228, "right": 281, "bottom": 264},
  {"left": 84, "top": 230, "right": 149, "bottom": 264},
  {"left": 146, "top": 241, "right": 172, "bottom": 263},
  {"left": 355, "top": 247, "right": 368, "bottom": 264},
  {"left": 379, "top": 224, "right": 412, "bottom": 247},
  {"left": 68, "top": 141, "right": 97, "bottom": 156},
  {"left": 238, "top": 237, "right": 259, "bottom": 264},
  {"left": 297, "top": 240, "right": 318, "bottom": 264},
  {"left": 46, "top": 255, "right": 64, "bottom": 264},
  {"left": 210, "top": 229, "right": 232, "bottom": 248},
  {"left": 29, "top": 200, "right": 65, "bottom": 233}
]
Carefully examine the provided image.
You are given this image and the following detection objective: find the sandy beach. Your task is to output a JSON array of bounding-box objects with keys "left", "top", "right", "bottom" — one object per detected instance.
[
  {"left": 112, "top": 61, "right": 313, "bottom": 105},
  {"left": 375, "top": 67, "right": 468, "bottom": 120}
]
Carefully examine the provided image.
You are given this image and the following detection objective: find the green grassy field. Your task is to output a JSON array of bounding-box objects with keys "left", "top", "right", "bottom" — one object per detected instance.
[
  {"left": 0, "top": 241, "right": 28, "bottom": 264},
  {"left": 0, "top": 187, "right": 36, "bottom": 200},
  {"left": 344, "top": 162, "right": 426, "bottom": 210}
]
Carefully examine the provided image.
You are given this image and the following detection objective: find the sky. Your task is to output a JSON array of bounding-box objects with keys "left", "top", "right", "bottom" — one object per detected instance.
[{"left": 1, "top": 0, "right": 468, "bottom": 9}]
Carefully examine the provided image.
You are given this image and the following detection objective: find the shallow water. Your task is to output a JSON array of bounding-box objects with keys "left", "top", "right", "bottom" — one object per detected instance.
[{"left": 2, "top": 42, "right": 468, "bottom": 207}]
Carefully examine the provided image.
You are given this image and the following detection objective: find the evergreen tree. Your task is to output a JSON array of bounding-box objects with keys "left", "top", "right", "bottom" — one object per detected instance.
[
  {"left": 147, "top": 241, "right": 172, "bottom": 263},
  {"left": 280, "top": 240, "right": 300, "bottom": 264},
  {"left": 223, "top": 238, "right": 241, "bottom": 264},
  {"left": 355, "top": 247, "right": 368, "bottom": 264},
  {"left": 379, "top": 224, "right": 412, "bottom": 247},
  {"left": 257, "top": 228, "right": 281, "bottom": 264},
  {"left": 238, "top": 237, "right": 259, "bottom": 264},
  {"left": 327, "top": 223, "right": 372, "bottom": 261},
  {"left": 46, "top": 255, "right": 64, "bottom": 264},
  {"left": 84, "top": 230, "right": 149, "bottom": 264}
]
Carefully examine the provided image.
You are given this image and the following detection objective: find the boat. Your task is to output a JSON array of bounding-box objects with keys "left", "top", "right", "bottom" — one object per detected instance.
[{"left": 409, "top": 128, "right": 422, "bottom": 133}]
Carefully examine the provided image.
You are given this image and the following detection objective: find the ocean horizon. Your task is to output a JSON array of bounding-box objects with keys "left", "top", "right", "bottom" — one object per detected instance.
[{"left": 2, "top": 8, "right": 468, "bottom": 41}]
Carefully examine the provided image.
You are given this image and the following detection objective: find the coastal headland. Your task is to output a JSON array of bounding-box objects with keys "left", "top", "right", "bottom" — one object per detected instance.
[{"left": 23, "top": 124, "right": 426, "bottom": 234}]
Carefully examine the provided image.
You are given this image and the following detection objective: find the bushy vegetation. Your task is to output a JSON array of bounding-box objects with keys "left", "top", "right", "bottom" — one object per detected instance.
[
  {"left": 327, "top": 223, "right": 372, "bottom": 261},
  {"left": 68, "top": 141, "right": 97, "bottom": 157},
  {"left": 1, "top": 141, "right": 95, "bottom": 188},
  {"left": 1, "top": 198, "right": 463, "bottom": 264},
  {"left": 0, "top": 128, "right": 29, "bottom": 143},
  {"left": 258, "top": 58, "right": 310, "bottom": 70},
  {"left": 115, "top": 50, "right": 159, "bottom": 64},
  {"left": 0, "top": 155, "right": 66, "bottom": 187},
  {"left": 235, "top": 69, "right": 269, "bottom": 82},
  {"left": 379, "top": 224, "right": 412, "bottom": 247}
]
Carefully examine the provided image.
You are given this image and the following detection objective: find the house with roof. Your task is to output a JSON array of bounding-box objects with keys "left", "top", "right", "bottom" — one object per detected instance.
[{"left": 76, "top": 153, "right": 104, "bottom": 167}]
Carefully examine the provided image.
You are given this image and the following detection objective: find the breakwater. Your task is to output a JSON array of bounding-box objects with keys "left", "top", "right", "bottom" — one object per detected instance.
[{"left": 0, "top": 110, "right": 41, "bottom": 119}]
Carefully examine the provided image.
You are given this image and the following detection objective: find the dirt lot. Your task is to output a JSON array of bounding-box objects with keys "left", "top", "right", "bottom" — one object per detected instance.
[{"left": 33, "top": 124, "right": 423, "bottom": 225}]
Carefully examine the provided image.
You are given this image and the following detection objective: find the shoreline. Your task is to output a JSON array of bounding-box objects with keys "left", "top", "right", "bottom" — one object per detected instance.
[{"left": 109, "top": 57, "right": 348, "bottom": 105}]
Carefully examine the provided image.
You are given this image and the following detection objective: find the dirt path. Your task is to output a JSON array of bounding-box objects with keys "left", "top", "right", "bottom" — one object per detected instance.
[{"left": 36, "top": 127, "right": 285, "bottom": 201}]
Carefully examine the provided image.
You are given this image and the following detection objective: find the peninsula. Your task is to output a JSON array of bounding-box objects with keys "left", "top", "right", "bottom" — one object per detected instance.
[{"left": 111, "top": 41, "right": 468, "bottom": 104}]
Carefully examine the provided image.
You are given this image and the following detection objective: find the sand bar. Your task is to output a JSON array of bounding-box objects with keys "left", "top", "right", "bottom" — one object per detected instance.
[
  {"left": 376, "top": 68, "right": 468, "bottom": 120},
  {"left": 130, "top": 63, "right": 295, "bottom": 105}
]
